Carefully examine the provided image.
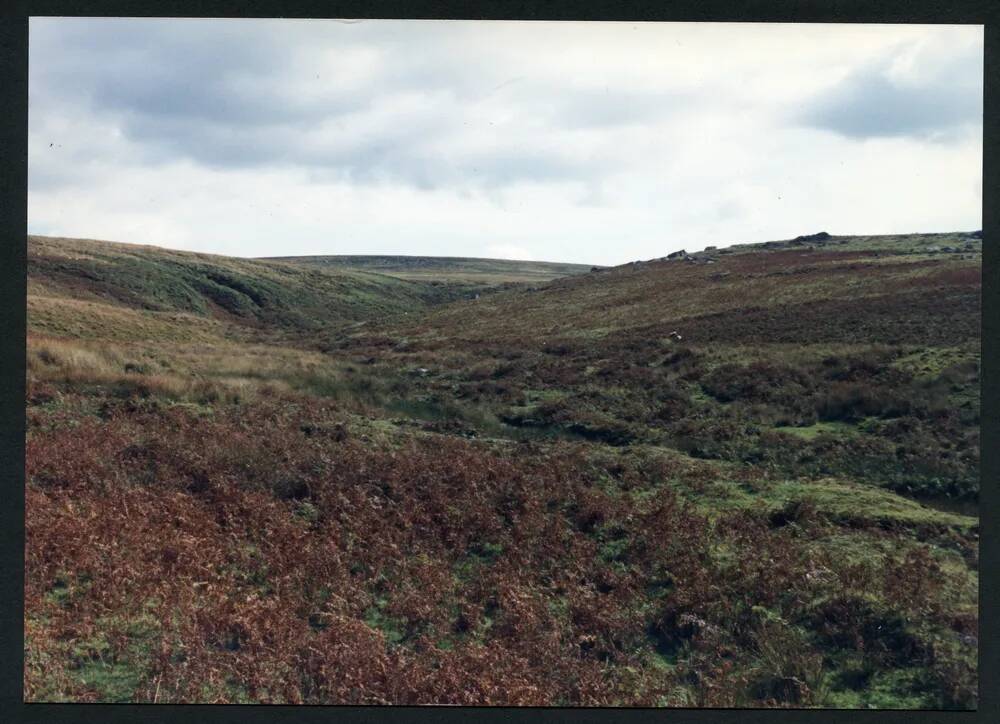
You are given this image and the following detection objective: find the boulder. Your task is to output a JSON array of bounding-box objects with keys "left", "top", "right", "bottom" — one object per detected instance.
[{"left": 791, "top": 231, "right": 831, "bottom": 244}]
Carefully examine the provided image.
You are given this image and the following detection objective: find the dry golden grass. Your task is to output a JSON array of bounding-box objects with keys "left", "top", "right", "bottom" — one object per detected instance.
[
  {"left": 28, "top": 295, "right": 231, "bottom": 343},
  {"left": 28, "top": 334, "right": 324, "bottom": 406},
  {"left": 28, "top": 336, "right": 126, "bottom": 380}
]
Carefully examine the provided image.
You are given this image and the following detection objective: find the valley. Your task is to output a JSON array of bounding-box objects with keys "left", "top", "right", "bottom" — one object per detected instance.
[{"left": 24, "top": 231, "right": 980, "bottom": 707}]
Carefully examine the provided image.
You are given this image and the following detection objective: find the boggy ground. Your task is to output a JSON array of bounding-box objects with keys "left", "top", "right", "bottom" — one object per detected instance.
[{"left": 24, "top": 233, "right": 980, "bottom": 706}]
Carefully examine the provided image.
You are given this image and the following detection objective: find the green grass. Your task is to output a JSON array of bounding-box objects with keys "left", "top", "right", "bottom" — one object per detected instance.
[
  {"left": 774, "top": 421, "right": 858, "bottom": 439},
  {"left": 363, "top": 598, "right": 408, "bottom": 646},
  {"left": 763, "top": 479, "right": 976, "bottom": 531},
  {"left": 892, "top": 346, "right": 979, "bottom": 381},
  {"left": 67, "top": 610, "right": 161, "bottom": 702},
  {"left": 821, "top": 667, "right": 934, "bottom": 709}
]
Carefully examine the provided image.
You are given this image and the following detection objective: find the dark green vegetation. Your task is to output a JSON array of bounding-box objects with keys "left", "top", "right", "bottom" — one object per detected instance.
[{"left": 26, "top": 232, "right": 979, "bottom": 706}]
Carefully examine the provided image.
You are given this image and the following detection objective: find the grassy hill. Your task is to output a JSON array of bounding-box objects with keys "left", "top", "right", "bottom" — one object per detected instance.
[
  {"left": 25, "top": 231, "right": 980, "bottom": 708},
  {"left": 28, "top": 236, "right": 459, "bottom": 342},
  {"left": 265, "top": 254, "right": 596, "bottom": 287}
]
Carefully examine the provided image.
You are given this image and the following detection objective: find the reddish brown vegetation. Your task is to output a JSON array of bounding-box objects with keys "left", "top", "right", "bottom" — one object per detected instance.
[{"left": 25, "top": 399, "right": 976, "bottom": 705}]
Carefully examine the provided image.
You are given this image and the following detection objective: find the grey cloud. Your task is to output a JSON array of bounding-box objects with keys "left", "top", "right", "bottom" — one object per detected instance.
[
  {"left": 799, "top": 45, "right": 982, "bottom": 139},
  {"left": 299, "top": 143, "right": 599, "bottom": 191},
  {"left": 33, "top": 19, "right": 351, "bottom": 125},
  {"left": 29, "top": 18, "right": 653, "bottom": 190},
  {"left": 28, "top": 157, "right": 78, "bottom": 191},
  {"left": 114, "top": 101, "right": 598, "bottom": 192}
]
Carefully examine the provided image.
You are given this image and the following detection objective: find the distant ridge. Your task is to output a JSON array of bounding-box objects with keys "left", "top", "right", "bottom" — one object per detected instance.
[{"left": 265, "top": 254, "right": 597, "bottom": 285}]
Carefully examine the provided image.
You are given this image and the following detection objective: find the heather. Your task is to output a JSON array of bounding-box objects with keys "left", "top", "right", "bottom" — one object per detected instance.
[{"left": 25, "top": 232, "right": 979, "bottom": 706}]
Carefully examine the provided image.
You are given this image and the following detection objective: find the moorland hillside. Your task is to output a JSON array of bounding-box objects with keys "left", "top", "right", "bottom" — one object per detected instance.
[
  {"left": 28, "top": 236, "right": 470, "bottom": 342},
  {"left": 25, "top": 231, "right": 981, "bottom": 707}
]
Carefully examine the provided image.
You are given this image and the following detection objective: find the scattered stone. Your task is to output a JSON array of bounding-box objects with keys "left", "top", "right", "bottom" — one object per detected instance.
[
  {"left": 805, "top": 567, "right": 834, "bottom": 583},
  {"left": 678, "top": 613, "right": 707, "bottom": 631},
  {"left": 667, "top": 249, "right": 688, "bottom": 260},
  {"left": 676, "top": 613, "right": 720, "bottom": 638}
]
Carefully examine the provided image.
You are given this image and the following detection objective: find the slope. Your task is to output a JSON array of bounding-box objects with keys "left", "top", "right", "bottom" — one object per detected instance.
[
  {"left": 330, "top": 232, "right": 981, "bottom": 502},
  {"left": 28, "top": 236, "right": 457, "bottom": 343},
  {"left": 265, "top": 253, "right": 596, "bottom": 287},
  {"left": 372, "top": 231, "right": 981, "bottom": 346}
]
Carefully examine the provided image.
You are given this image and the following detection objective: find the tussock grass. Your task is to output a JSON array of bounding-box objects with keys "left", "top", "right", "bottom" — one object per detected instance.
[
  {"left": 28, "top": 336, "right": 301, "bottom": 405},
  {"left": 29, "top": 336, "right": 128, "bottom": 380}
]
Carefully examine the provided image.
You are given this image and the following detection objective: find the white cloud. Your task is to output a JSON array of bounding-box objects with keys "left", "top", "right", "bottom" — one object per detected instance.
[{"left": 28, "top": 19, "right": 983, "bottom": 265}]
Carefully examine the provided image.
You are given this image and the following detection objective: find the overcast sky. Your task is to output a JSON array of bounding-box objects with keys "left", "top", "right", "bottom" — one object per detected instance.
[{"left": 28, "top": 19, "right": 983, "bottom": 265}]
